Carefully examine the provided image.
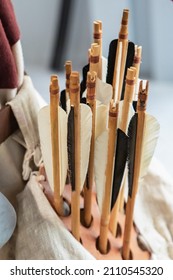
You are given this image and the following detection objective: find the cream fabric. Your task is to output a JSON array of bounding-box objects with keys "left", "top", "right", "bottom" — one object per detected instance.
[
  {"left": 13, "top": 157, "right": 173, "bottom": 260},
  {"left": 7, "top": 75, "right": 42, "bottom": 180},
  {"left": 1, "top": 72, "right": 173, "bottom": 260},
  {"left": 15, "top": 173, "right": 94, "bottom": 260},
  {"left": 0, "top": 133, "right": 25, "bottom": 206},
  {"left": 134, "top": 157, "right": 173, "bottom": 260},
  {"left": 0, "top": 75, "right": 43, "bottom": 259}
]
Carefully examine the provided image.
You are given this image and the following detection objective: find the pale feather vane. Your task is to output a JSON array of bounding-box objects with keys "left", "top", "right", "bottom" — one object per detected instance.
[
  {"left": 80, "top": 104, "right": 92, "bottom": 191},
  {"left": 38, "top": 105, "right": 68, "bottom": 195},
  {"left": 139, "top": 114, "right": 160, "bottom": 179}
]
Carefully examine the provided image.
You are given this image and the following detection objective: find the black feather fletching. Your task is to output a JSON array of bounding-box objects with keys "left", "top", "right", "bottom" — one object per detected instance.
[
  {"left": 80, "top": 63, "right": 89, "bottom": 100},
  {"left": 67, "top": 107, "right": 75, "bottom": 191},
  {"left": 106, "top": 39, "right": 118, "bottom": 85},
  {"left": 81, "top": 97, "right": 87, "bottom": 104},
  {"left": 106, "top": 40, "right": 135, "bottom": 100},
  {"left": 111, "top": 128, "right": 128, "bottom": 209},
  {"left": 127, "top": 113, "right": 138, "bottom": 197},
  {"left": 121, "top": 42, "right": 135, "bottom": 100},
  {"left": 60, "top": 89, "right": 67, "bottom": 112},
  {"left": 132, "top": 101, "right": 137, "bottom": 112}
]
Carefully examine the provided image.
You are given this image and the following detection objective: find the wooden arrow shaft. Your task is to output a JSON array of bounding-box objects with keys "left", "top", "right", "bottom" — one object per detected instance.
[
  {"left": 117, "top": 9, "right": 129, "bottom": 101},
  {"left": 122, "top": 110, "right": 146, "bottom": 259},
  {"left": 109, "top": 68, "right": 136, "bottom": 236},
  {"left": 70, "top": 72, "right": 81, "bottom": 241},
  {"left": 99, "top": 102, "right": 118, "bottom": 254},
  {"left": 83, "top": 72, "right": 97, "bottom": 226},
  {"left": 50, "top": 81, "right": 64, "bottom": 215},
  {"left": 93, "top": 20, "right": 102, "bottom": 79},
  {"left": 83, "top": 101, "right": 96, "bottom": 226},
  {"left": 89, "top": 43, "right": 100, "bottom": 75}
]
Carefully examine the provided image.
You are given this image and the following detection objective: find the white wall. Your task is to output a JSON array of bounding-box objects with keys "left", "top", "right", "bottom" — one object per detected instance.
[
  {"left": 66, "top": 0, "right": 134, "bottom": 70},
  {"left": 132, "top": 0, "right": 173, "bottom": 81},
  {"left": 12, "top": 0, "right": 60, "bottom": 68},
  {"left": 12, "top": 0, "right": 173, "bottom": 82},
  {"left": 149, "top": 0, "right": 173, "bottom": 81}
]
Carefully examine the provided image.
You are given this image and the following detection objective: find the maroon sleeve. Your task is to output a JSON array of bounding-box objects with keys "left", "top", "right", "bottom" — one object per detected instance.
[
  {"left": 0, "top": 20, "right": 18, "bottom": 88},
  {"left": 0, "top": 0, "right": 20, "bottom": 46}
]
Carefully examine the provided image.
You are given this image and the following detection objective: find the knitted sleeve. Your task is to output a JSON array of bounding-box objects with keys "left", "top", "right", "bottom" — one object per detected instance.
[
  {"left": 0, "top": 0, "right": 21, "bottom": 89},
  {"left": 0, "top": 0, "right": 20, "bottom": 46}
]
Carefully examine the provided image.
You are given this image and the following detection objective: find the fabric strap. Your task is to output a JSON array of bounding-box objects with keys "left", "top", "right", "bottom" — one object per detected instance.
[{"left": 0, "top": 105, "right": 18, "bottom": 144}]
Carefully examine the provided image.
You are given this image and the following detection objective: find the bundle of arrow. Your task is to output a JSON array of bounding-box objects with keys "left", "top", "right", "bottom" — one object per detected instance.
[{"left": 38, "top": 9, "right": 160, "bottom": 260}]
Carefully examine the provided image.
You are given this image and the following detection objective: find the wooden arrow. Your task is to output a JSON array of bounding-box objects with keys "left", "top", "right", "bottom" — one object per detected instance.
[
  {"left": 89, "top": 43, "right": 100, "bottom": 75},
  {"left": 50, "top": 76, "right": 67, "bottom": 215},
  {"left": 93, "top": 20, "right": 102, "bottom": 79},
  {"left": 68, "top": 71, "right": 81, "bottom": 241},
  {"left": 118, "top": 46, "right": 142, "bottom": 212},
  {"left": 106, "top": 9, "right": 135, "bottom": 101},
  {"left": 83, "top": 71, "right": 97, "bottom": 227},
  {"left": 60, "top": 60, "right": 72, "bottom": 111},
  {"left": 122, "top": 80, "right": 160, "bottom": 259},
  {"left": 109, "top": 68, "right": 136, "bottom": 236},
  {"left": 38, "top": 75, "right": 69, "bottom": 216},
  {"left": 98, "top": 101, "right": 119, "bottom": 254}
]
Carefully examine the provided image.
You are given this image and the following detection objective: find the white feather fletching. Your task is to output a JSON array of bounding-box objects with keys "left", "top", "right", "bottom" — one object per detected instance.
[
  {"left": 95, "top": 77, "right": 112, "bottom": 105},
  {"left": 94, "top": 104, "right": 109, "bottom": 212},
  {"left": 140, "top": 114, "right": 160, "bottom": 179},
  {"left": 80, "top": 104, "right": 92, "bottom": 190},
  {"left": 38, "top": 105, "right": 68, "bottom": 194},
  {"left": 101, "top": 56, "right": 108, "bottom": 82},
  {"left": 82, "top": 77, "right": 112, "bottom": 106},
  {"left": 95, "top": 104, "right": 108, "bottom": 139},
  {"left": 66, "top": 99, "right": 71, "bottom": 115},
  {"left": 118, "top": 100, "right": 135, "bottom": 131},
  {"left": 94, "top": 130, "right": 109, "bottom": 212}
]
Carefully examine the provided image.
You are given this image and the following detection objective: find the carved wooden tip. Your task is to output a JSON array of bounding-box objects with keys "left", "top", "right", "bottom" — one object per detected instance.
[
  {"left": 51, "top": 74, "right": 57, "bottom": 81},
  {"left": 91, "top": 43, "right": 100, "bottom": 57},
  {"left": 109, "top": 100, "right": 119, "bottom": 117},
  {"left": 119, "top": 9, "right": 129, "bottom": 39},
  {"left": 90, "top": 43, "right": 100, "bottom": 64},
  {"left": 122, "top": 9, "right": 129, "bottom": 25},
  {"left": 87, "top": 71, "right": 97, "bottom": 102},
  {"left": 50, "top": 75, "right": 59, "bottom": 94},
  {"left": 125, "top": 68, "right": 136, "bottom": 87},
  {"left": 88, "top": 48, "right": 91, "bottom": 62},
  {"left": 93, "top": 20, "right": 102, "bottom": 39},
  {"left": 130, "top": 66, "right": 137, "bottom": 76},
  {"left": 136, "top": 46, "right": 142, "bottom": 57},
  {"left": 133, "top": 46, "right": 142, "bottom": 64},
  {"left": 95, "top": 20, "right": 102, "bottom": 30},
  {"left": 87, "top": 71, "right": 97, "bottom": 84},
  {"left": 65, "top": 61, "right": 72, "bottom": 74},
  {"left": 70, "top": 71, "right": 80, "bottom": 86},
  {"left": 70, "top": 72, "right": 80, "bottom": 106},
  {"left": 137, "top": 80, "right": 149, "bottom": 111},
  {"left": 127, "top": 68, "right": 136, "bottom": 81}
]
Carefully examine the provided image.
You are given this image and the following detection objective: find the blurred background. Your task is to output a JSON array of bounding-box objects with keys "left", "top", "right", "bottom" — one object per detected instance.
[{"left": 12, "top": 0, "right": 173, "bottom": 176}]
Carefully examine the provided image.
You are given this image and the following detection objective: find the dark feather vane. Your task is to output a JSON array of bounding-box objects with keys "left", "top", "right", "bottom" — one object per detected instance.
[
  {"left": 121, "top": 42, "right": 135, "bottom": 100},
  {"left": 106, "top": 39, "right": 118, "bottom": 85},
  {"left": 67, "top": 107, "right": 75, "bottom": 191},
  {"left": 80, "top": 63, "right": 89, "bottom": 100},
  {"left": 60, "top": 89, "right": 67, "bottom": 112},
  {"left": 111, "top": 128, "right": 128, "bottom": 209},
  {"left": 106, "top": 40, "right": 135, "bottom": 100},
  {"left": 127, "top": 113, "right": 138, "bottom": 197},
  {"left": 132, "top": 100, "right": 137, "bottom": 112}
]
